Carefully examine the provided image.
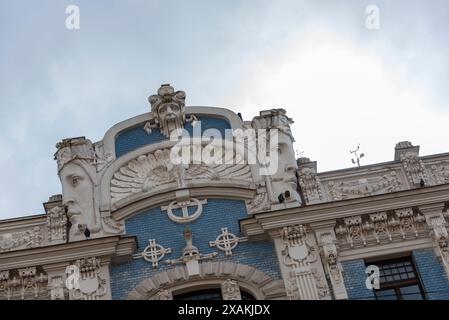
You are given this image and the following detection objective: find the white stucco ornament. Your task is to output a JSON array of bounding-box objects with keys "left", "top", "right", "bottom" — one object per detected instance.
[{"left": 161, "top": 198, "right": 207, "bottom": 224}]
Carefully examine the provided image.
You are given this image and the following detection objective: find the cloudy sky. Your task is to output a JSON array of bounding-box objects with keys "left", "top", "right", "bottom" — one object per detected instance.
[{"left": 1, "top": 0, "right": 448, "bottom": 219}]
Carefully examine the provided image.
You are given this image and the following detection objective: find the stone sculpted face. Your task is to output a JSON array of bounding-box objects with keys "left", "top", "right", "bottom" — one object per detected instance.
[
  {"left": 157, "top": 101, "right": 182, "bottom": 134},
  {"left": 148, "top": 84, "right": 186, "bottom": 137},
  {"left": 60, "top": 162, "right": 95, "bottom": 239}
]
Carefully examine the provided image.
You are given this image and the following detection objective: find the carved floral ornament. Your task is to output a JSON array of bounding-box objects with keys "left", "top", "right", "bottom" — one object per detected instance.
[
  {"left": 335, "top": 208, "right": 427, "bottom": 248},
  {"left": 110, "top": 147, "right": 252, "bottom": 204},
  {"left": 327, "top": 171, "right": 402, "bottom": 201},
  {"left": 0, "top": 227, "right": 42, "bottom": 252},
  {"left": 0, "top": 267, "right": 48, "bottom": 300},
  {"left": 400, "top": 152, "right": 428, "bottom": 187},
  {"left": 430, "top": 162, "right": 449, "bottom": 185},
  {"left": 280, "top": 225, "right": 329, "bottom": 300},
  {"left": 297, "top": 167, "right": 322, "bottom": 203}
]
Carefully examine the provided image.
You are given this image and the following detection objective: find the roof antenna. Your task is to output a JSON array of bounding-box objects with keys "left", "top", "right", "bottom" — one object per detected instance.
[{"left": 350, "top": 144, "right": 365, "bottom": 167}]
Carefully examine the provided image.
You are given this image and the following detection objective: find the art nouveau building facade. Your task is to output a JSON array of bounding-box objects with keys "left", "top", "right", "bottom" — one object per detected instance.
[{"left": 1, "top": 84, "right": 449, "bottom": 300}]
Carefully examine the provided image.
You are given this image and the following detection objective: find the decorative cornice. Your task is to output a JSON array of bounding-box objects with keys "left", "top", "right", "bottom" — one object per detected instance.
[
  {"left": 240, "top": 183, "right": 449, "bottom": 236},
  {"left": 0, "top": 235, "right": 136, "bottom": 270}
]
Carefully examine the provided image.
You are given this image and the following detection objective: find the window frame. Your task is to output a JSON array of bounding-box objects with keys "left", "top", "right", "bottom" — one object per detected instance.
[{"left": 368, "top": 256, "right": 426, "bottom": 300}]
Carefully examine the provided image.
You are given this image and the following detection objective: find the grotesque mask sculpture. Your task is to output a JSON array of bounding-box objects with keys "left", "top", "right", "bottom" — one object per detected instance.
[
  {"left": 54, "top": 137, "right": 100, "bottom": 241},
  {"left": 148, "top": 84, "right": 186, "bottom": 138}
]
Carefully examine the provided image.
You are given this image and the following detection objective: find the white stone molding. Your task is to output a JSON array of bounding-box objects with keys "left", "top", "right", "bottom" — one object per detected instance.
[
  {"left": 314, "top": 229, "right": 348, "bottom": 300},
  {"left": 423, "top": 209, "right": 449, "bottom": 279},
  {"left": 94, "top": 141, "right": 114, "bottom": 172},
  {"left": 46, "top": 206, "right": 67, "bottom": 244},
  {"left": 209, "top": 227, "right": 248, "bottom": 256},
  {"left": 134, "top": 239, "right": 172, "bottom": 269},
  {"left": 100, "top": 210, "right": 124, "bottom": 234},
  {"left": 165, "top": 228, "right": 217, "bottom": 276},
  {"left": 127, "top": 261, "right": 286, "bottom": 300},
  {"left": 150, "top": 289, "right": 173, "bottom": 300},
  {"left": 327, "top": 171, "right": 402, "bottom": 201},
  {"left": 47, "top": 275, "right": 66, "bottom": 300},
  {"left": 0, "top": 267, "right": 48, "bottom": 300},
  {"left": 430, "top": 162, "right": 449, "bottom": 185},
  {"left": 400, "top": 151, "right": 428, "bottom": 188},
  {"left": 69, "top": 257, "right": 107, "bottom": 300},
  {"left": 0, "top": 226, "right": 43, "bottom": 253},
  {"left": 221, "top": 279, "right": 242, "bottom": 300},
  {"left": 335, "top": 208, "right": 427, "bottom": 250},
  {"left": 161, "top": 196, "right": 207, "bottom": 224},
  {"left": 246, "top": 188, "right": 271, "bottom": 214},
  {"left": 279, "top": 225, "right": 329, "bottom": 300},
  {"left": 297, "top": 166, "right": 322, "bottom": 204}
]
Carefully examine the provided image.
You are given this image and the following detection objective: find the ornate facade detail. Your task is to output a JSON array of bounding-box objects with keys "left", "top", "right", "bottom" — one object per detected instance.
[
  {"left": 135, "top": 239, "right": 172, "bottom": 269},
  {"left": 395, "top": 207, "right": 425, "bottom": 238},
  {"left": 426, "top": 215, "right": 449, "bottom": 277},
  {"left": 251, "top": 108, "right": 295, "bottom": 141},
  {"left": 0, "top": 227, "right": 42, "bottom": 252},
  {"left": 70, "top": 257, "right": 107, "bottom": 300},
  {"left": 280, "top": 225, "right": 328, "bottom": 300},
  {"left": 0, "top": 267, "right": 48, "bottom": 300},
  {"left": 144, "top": 84, "right": 197, "bottom": 138},
  {"left": 209, "top": 227, "right": 248, "bottom": 256},
  {"left": 94, "top": 141, "right": 114, "bottom": 172},
  {"left": 327, "top": 171, "right": 402, "bottom": 201},
  {"left": 297, "top": 167, "right": 322, "bottom": 204},
  {"left": 54, "top": 137, "right": 96, "bottom": 173},
  {"left": 47, "top": 206, "right": 67, "bottom": 243},
  {"left": 128, "top": 261, "right": 286, "bottom": 300},
  {"left": 430, "top": 163, "right": 449, "bottom": 185},
  {"left": 55, "top": 137, "right": 102, "bottom": 241},
  {"left": 221, "top": 279, "right": 242, "bottom": 300},
  {"left": 165, "top": 228, "right": 217, "bottom": 276},
  {"left": 335, "top": 209, "right": 427, "bottom": 249},
  {"left": 161, "top": 198, "right": 207, "bottom": 224},
  {"left": 400, "top": 152, "right": 428, "bottom": 187},
  {"left": 110, "top": 147, "right": 252, "bottom": 203},
  {"left": 319, "top": 233, "right": 343, "bottom": 285},
  {"left": 101, "top": 211, "right": 125, "bottom": 234},
  {"left": 48, "top": 275, "right": 66, "bottom": 300},
  {"left": 150, "top": 289, "right": 173, "bottom": 300},
  {"left": 246, "top": 191, "right": 271, "bottom": 214}
]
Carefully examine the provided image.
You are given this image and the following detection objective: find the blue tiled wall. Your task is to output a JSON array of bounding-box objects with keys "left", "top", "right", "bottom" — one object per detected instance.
[
  {"left": 341, "top": 259, "right": 375, "bottom": 300},
  {"left": 413, "top": 249, "right": 449, "bottom": 300},
  {"left": 115, "top": 116, "right": 232, "bottom": 158},
  {"left": 110, "top": 199, "right": 281, "bottom": 299}
]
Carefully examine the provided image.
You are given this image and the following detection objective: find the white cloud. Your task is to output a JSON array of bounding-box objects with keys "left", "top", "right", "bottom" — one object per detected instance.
[{"left": 222, "top": 25, "right": 449, "bottom": 172}]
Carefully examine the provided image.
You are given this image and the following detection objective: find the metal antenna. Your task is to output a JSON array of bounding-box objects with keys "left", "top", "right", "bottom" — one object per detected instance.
[
  {"left": 350, "top": 144, "right": 365, "bottom": 167},
  {"left": 296, "top": 149, "right": 305, "bottom": 157}
]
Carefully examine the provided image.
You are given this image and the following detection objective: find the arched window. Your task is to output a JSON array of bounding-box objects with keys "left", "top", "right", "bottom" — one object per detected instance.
[{"left": 172, "top": 286, "right": 255, "bottom": 300}]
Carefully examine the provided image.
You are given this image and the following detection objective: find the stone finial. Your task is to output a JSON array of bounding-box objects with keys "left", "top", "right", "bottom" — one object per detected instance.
[
  {"left": 54, "top": 137, "right": 95, "bottom": 172},
  {"left": 148, "top": 84, "right": 186, "bottom": 137}
]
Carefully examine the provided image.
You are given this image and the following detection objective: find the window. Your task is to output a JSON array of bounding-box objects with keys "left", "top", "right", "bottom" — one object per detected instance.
[
  {"left": 172, "top": 288, "right": 255, "bottom": 300},
  {"left": 368, "top": 257, "right": 426, "bottom": 300},
  {"left": 173, "top": 288, "right": 223, "bottom": 300}
]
